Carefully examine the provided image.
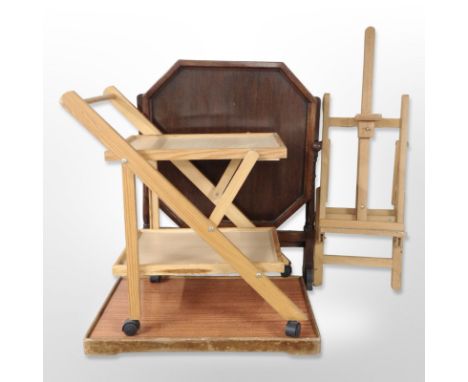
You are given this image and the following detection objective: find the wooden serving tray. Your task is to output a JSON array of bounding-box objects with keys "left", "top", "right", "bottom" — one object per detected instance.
[
  {"left": 105, "top": 132, "right": 287, "bottom": 161},
  {"left": 84, "top": 276, "right": 321, "bottom": 355},
  {"left": 112, "top": 227, "right": 289, "bottom": 276}
]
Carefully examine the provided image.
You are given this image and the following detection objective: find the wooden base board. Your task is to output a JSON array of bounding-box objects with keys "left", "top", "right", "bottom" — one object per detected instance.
[{"left": 85, "top": 276, "right": 320, "bottom": 355}]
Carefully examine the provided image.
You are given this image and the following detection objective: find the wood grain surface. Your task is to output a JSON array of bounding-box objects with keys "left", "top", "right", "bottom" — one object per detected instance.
[{"left": 88, "top": 277, "right": 319, "bottom": 342}]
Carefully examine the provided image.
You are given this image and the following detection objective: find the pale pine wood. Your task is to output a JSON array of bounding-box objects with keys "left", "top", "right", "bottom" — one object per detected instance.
[
  {"left": 323, "top": 255, "right": 392, "bottom": 268},
  {"left": 391, "top": 141, "right": 400, "bottom": 206},
  {"left": 356, "top": 137, "right": 370, "bottom": 220},
  {"left": 396, "top": 95, "right": 409, "bottom": 223},
  {"left": 355, "top": 26, "right": 376, "bottom": 221},
  {"left": 326, "top": 207, "right": 395, "bottom": 222},
  {"left": 112, "top": 228, "right": 289, "bottom": 276},
  {"left": 149, "top": 161, "right": 160, "bottom": 228},
  {"left": 315, "top": 27, "right": 409, "bottom": 289},
  {"left": 210, "top": 159, "right": 241, "bottom": 201},
  {"left": 121, "top": 164, "right": 140, "bottom": 319},
  {"left": 85, "top": 94, "right": 115, "bottom": 104},
  {"left": 103, "top": 86, "right": 160, "bottom": 135},
  {"left": 319, "top": 226, "right": 404, "bottom": 238},
  {"left": 82, "top": 86, "right": 254, "bottom": 228},
  {"left": 355, "top": 113, "right": 382, "bottom": 121},
  {"left": 361, "top": 26, "right": 375, "bottom": 115},
  {"left": 173, "top": 160, "right": 255, "bottom": 228},
  {"left": 391, "top": 237, "right": 403, "bottom": 289},
  {"left": 104, "top": 133, "right": 286, "bottom": 161},
  {"left": 61, "top": 91, "right": 306, "bottom": 321},
  {"left": 320, "top": 219, "right": 404, "bottom": 232},
  {"left": 210, "top": 151, "right": 259, "bottom": 226},
  {"left": 328, "top": 117, "right": 400, "bottom": 128}
]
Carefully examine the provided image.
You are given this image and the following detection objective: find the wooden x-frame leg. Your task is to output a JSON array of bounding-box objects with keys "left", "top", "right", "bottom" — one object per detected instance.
[
  {"left": 173, "top": 161, "right": 255, "bottom": 228},
  {"left": 210, "top": 151, "right": 259, "bottom": 226}
]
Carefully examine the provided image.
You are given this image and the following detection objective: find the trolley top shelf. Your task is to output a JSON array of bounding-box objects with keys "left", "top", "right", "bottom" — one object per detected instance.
[{"left": 104, "top": 132, "right": 287, "bottom": 161}]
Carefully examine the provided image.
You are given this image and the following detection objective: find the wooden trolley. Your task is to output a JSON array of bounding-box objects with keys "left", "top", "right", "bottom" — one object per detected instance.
[{"left": 61, "top": 86, "right": 308, "bottom": 337}]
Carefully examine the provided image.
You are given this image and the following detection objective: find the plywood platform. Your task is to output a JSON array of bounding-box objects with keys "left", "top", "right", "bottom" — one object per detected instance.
[
  {"left": 112, "top": 228, "right": 289, "bottom": 276},
  {"left": 85, "top": 276, "right": 320, "bottom": 355},
  {"left": 105, "top": 132, "right": 287, "bottom": 161}
]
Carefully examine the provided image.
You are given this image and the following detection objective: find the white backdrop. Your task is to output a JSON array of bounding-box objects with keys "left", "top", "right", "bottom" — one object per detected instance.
[{"left": 44, "top": 1, "right": 424, "bottom": 381}]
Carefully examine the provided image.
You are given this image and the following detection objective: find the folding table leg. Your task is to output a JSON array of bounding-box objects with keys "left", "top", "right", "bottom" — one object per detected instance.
[
  {"left": 174, "top": 161, "right": 254, "bottom": 228},
  {"left": 313, "top": 188, "right": 324, "bottom": 286},
  {"left": 210, "top": 151, "right": 259, "bottom": 226},
  {"left": 209, "top": 159, "right": 241, "bottom": 201}
]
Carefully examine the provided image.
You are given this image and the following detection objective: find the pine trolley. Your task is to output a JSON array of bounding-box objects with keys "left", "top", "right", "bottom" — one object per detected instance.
[{"left": 61, "top": 86, "right": 316, "bottom": 346}]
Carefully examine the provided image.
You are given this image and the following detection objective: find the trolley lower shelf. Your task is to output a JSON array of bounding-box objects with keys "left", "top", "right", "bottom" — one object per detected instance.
[
  {"left": 112, "top": 227, "right": 290, "bottom": 276},
  {"left": 85, "top": 276, "right": 321, "bottom": 355}
]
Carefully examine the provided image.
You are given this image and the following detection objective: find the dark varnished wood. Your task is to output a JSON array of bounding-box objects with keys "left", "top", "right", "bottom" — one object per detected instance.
[
  {"left": 85, "top": 277, "right": 320, "bottom": 355},
  {"left": 138, "top": 61, "right": 321, "bottom": 289}
]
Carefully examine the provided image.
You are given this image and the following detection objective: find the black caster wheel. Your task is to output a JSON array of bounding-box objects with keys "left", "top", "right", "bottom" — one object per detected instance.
[
  {"left": 149, "top": 275, "right": 162, "bottom": 283},
  {"left": 303, "top": 268, "right": 313, "bottom": 290},
  {"left": 122, "top": 319, "right": 140, "bottom": 336},
  {"left": 285, "top": 320, "right": 301, "bottom": 338},
  {"left": 281, "top": 264, "right": 292, "bottom": 278}
]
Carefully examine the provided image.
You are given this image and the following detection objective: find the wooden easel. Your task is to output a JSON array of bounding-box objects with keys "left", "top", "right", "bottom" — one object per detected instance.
[
  {"left": 314, "top": 27, "right": 409, "bottom": 290},
  {"left": 61, "top": 87, "right": 307, "bottom": 337}
]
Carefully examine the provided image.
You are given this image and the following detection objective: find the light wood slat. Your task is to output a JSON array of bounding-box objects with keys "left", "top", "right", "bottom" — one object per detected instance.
[
  {"left": 61, "top": 91, "right": 306, "bottom": 321},
  {"left": 326, "top": 207, "right": 395, "bottom": 216},
  {"left": 103, "top": 86, "right": 160, "bottom": 135},
  {"left": 327, "top": 117, "right": 400, "bottom": 128},
  {"left": 149, "top": 161, "right": 160, "bottom": 228},
  {"left": 396, "top": 95, "right": 409, "bottom": 223},
  {"left": 210, "top": 151, "right": 259, "bottom": 226},
  {"left": 210, "top": 159, "right": 241, "bottom": 201},
  {"left": 356, "top": 137, "right": 370, "bottom": 220},
  {"left": 174, "top": 160, "right": 254, "bottom": 228},
  {"left": 323, "top": 255, "right": 392, "bottom": 268},
  {"left": 391, "top": 141, "right": 400, "bottom": 206},
  {"left": 391, "top": 237, "right": 403, "bottom": 289},
  {"left": 320, "top": 219, "right": 404, "bottom": 232},
  {"left": 320, "top": 226, "right": 404, "bottom": 238},
  {"left": 85, "top": 94, "right": 115, "bottom": 104},
  {"left": 361, "top": 26, "right": 375, "bottom": 114},
  {"left": 121, "top": 164, "right": 140, "bottom": 319},
  {"left": 325, "top": 213, "right": 395, "bottom": 223}
]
